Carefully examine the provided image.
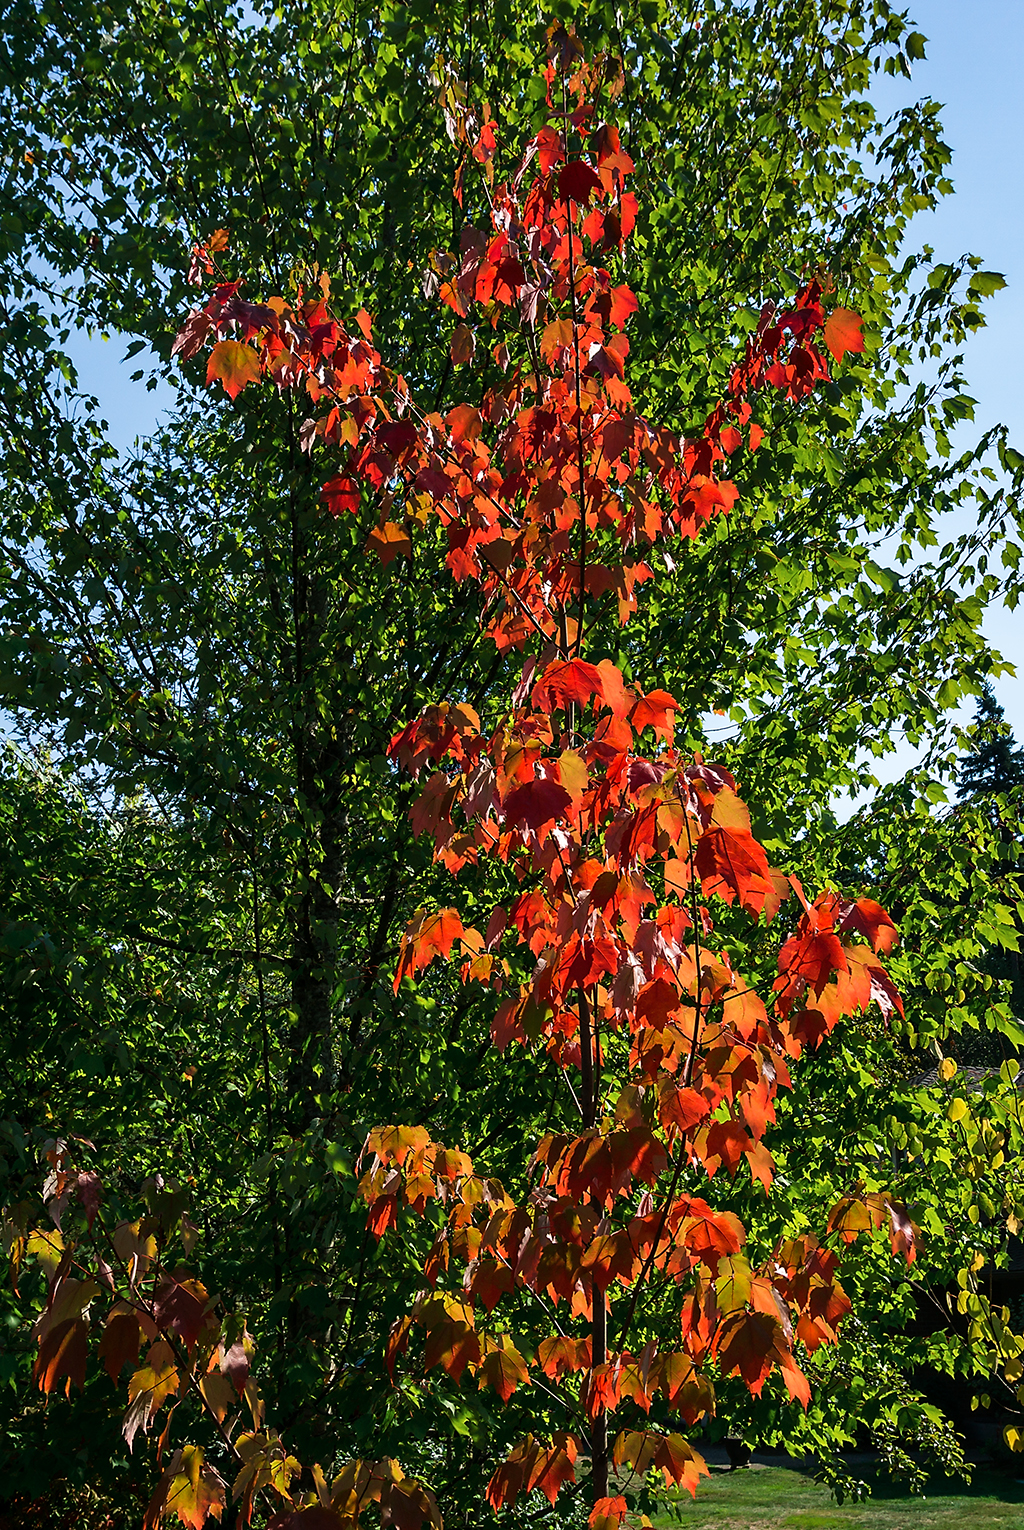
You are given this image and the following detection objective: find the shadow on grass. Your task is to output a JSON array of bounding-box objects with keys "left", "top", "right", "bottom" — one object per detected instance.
[{"left": 863, "top": 1464, "right": 1024, "bottom": 1503}]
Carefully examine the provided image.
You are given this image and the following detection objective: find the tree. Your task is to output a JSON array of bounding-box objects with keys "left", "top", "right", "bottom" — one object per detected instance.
[
  {"left": 2, "top": 0, "right": 1024, "bottom": 1522},
  {"left": 7, "top": 44, "right": 920, "bottom": 1528},
  {"left": 959, "top": 684, "right": 1024, "bottom": 800},
  {"left": 952, "top": 683, "right": 1024, "bottom": 1054}
]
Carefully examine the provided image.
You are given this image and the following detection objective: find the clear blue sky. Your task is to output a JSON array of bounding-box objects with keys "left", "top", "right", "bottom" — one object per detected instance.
[
  {"left": 854, "top": 0, "right": 1024, "bottom": 778},
  {"left": 67, "top": 1, "right": 1023, "bottom": 746}
]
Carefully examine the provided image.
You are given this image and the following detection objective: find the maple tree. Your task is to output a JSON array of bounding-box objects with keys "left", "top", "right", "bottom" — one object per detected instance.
[
  {"left": 4, "top": 0, "right": 1024, "bottom": 1523},
  {"left": 2, "top": 37, "right": 931, "bottom": 1528}
]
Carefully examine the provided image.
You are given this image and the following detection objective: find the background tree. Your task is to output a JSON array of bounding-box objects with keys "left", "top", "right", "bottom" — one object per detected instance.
[
  {"left": 959, "top": 684, "right": 1024, "bottom": 801},
  {"left": 2, "top": 0, "right": 1024, "bottom": 1523}
]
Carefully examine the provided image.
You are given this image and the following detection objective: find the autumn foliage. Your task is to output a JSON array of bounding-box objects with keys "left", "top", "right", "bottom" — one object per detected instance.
[{"left": 4, "top": 33, "right": 921, "bottom": 1530}]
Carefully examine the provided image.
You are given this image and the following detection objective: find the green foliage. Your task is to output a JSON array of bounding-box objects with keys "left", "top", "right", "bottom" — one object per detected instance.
[{"left": 2, "top": 0, "right": 1024, "bottom": 1523}]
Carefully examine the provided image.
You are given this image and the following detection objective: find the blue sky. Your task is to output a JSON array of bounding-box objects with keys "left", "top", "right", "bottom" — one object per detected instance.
[
  {"left": 66, "top": 2, "right": 1023, "bottom": 751},
  {"left": 870, "top": 0, "right": 1024, "bottom": 749}
]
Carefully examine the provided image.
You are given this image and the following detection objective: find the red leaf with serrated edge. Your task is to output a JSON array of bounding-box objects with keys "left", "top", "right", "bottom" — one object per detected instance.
[
  {"left": 631, "top": 688, "right": 679, "bottom": 743},
  {"left": 446, "top": 403, "right": 483, "bottom": 443},
  {"left": 695, "top": 826, "right": 774, "bottom": 914},
  {"left": 531, "top": 658, "right": 605, "bottom": 712},
  {"left": 558, "top": 161, "right": 602, "bottom": 203},
  {"left": 612, "top": 1430, "right": 708, "bottom": 1495},
  {"left": 609, "top": 285, "right": 639, "bottom": 328},
  {"left": 485, "top": 1442, "right": 533, "bottom": 1513},
  {"left": 537, "top": 1336, "right": 592, "bottom": 1378},
  {"left": 776, "top": 925, "right": 846, "bottom": 998},
  {"left": 714, "top": 1309, "right": 781, "bottom": 1395},
  {"left": 153, "top": 1271, "right": 209, "bottom": 1353},
  {"left": 823, "top": 307, "right": 864, "bottom": 363},
  {"left": 527, "top": 1434, "right": 578, "bottom": 1505},
  {"left": 33, "top": 1316, "right": 87, "bottom": 1397},
  {"left": 451, "top": 325, "right": 475, "bottom": 365},
  {"left": 206, "top": 339, "right": 262, "bottom": 399},
  {"left": 593, "top": 659, "right": 627, "bottom": 714},
  {"left": 99, "top": 1308, "right": 141, "bottom": 1384},
  {"left": 423, "top": 1316, "right": 481, "bottom": 1383},
  {"left": 655, "top": 1433, "right": 709, "bottom": 1496},
  {"left": 535, "top": 125, "right": 564, "bottom": 174},
  {"left": 321, "top": 476, "right": 361, "bottom": 516},
  {"left": 503, "top": 778, "right": 572, "bottom": 830},
  {"left": 839, "top": 897, "right": 898, "bottom": 954}
]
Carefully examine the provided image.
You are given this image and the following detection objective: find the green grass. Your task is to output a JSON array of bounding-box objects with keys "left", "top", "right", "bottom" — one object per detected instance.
[{"left": 650, "top": 1463, "right": 1024, "bottom": 1530}]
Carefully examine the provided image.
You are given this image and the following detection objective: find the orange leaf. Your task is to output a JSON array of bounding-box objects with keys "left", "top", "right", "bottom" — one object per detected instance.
[
  {"left": 366, "top": 520, "right": 412, "bottom": 567},
  {"left": 478, "top": 1338, "right": 530, "bottom": 1401},
  {"left": 590, "top": 1495, "right": 627, "bottom": 1530},
  {"left": 631, "top": 688, "right": 679, "bottom": 744},
  {"left": 823, "top": 307, "right": 864, "bottom": 364},
  {"left": 446, "top": 403, "right": 483, "bottom": 444},
  {"left": 528, "top": 1433, "right": 578, "bottom": 1505},
  {"left": 537, "top": 1335, "right": 591, "bottom": 1379},
  {"left": 206, "top": 339, "right": 262, "bottom": 399},
  {"left": 393, "top": 908, "right": 466, "bottom": 991},
  {"left": 531, "top": 658, "right": 605, "bottom": 712},
  {"left": 540, "top": 318, "right": 574, "bottom": 366}
]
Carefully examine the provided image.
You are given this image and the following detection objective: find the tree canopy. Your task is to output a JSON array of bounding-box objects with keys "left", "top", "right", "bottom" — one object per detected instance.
[{"left": 3, "top": 1, "right": 1024, "bottom": 1525}]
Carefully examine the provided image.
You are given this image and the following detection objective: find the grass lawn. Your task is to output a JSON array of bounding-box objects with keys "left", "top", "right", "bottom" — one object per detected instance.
[{"left": 651, "top": 1463, "right": 1024, "bottom": 1529}]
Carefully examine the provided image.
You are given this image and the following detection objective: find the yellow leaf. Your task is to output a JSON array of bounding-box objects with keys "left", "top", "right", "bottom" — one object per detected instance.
[
  {"left": 714, "top": 1254, "right": 753, "bottom": 1314},
  {"left": 27, "top": 1227, "right": 64, "bottom": 1278},
  {"left": 124, "top": 1341, "right": 180, "bottom": 1450},
  {"left": 709, "top": 787, "right": 752, "bottom": 834},
  {"left": 1004, "top": 1424, "right": 1024, "bottom": 1453},
  {"left": 144, "top": 1444, "right": 226, "bottom": 1529},
  {"left": 557, "top": 749, "right": 588, "bottom": 803}
]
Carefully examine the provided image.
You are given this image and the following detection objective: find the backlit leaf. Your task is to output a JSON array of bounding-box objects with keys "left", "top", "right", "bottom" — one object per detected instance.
[
  {"left": 206, "top": 339, "right": 262, "bottom": 399},
  {"left": 822, "top": 308, "right": 864, "bottom": 364}
]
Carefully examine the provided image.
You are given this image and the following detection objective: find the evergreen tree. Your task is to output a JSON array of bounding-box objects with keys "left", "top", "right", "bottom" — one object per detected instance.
[
  {"left": 958, "top": 682, "right": 1024, "bottom": 798},
  {"left": 955, "top": 683, "right": 1024, "bottom": 1051}
]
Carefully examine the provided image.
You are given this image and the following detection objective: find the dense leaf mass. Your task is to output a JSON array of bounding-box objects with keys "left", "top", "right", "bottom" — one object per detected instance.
[{"left": 2, "top": 0, "right": 1024, "bottom": 1525}]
